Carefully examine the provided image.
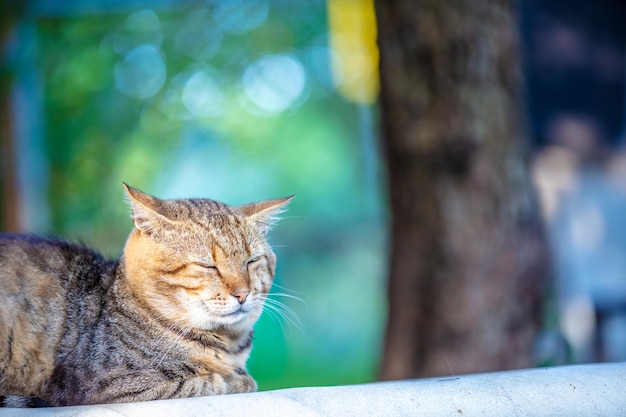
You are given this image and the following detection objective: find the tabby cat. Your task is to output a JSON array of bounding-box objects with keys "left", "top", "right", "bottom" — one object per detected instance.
[{"left": 0, "top": 183, "right": 293, "bottom": 406}]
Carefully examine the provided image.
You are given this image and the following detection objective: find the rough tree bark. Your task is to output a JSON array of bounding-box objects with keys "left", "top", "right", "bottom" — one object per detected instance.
[{"left": 376, "top": 0, "right": 550, "bottom": 379}]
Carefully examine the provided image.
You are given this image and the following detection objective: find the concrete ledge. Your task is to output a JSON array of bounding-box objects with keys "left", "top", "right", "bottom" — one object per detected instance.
[{"left": 2, "top": 363, "right": 625, "bottom": 416}]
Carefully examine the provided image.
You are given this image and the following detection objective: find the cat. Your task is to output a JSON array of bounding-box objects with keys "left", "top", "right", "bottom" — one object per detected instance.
[{"left": 0, "top": 183, "right": 293, "bottom": 406}]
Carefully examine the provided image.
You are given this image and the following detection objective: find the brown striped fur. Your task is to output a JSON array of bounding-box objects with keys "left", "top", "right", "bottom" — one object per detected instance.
[{"left": 0, "top": 184, "right": 293, "bottom": 406}]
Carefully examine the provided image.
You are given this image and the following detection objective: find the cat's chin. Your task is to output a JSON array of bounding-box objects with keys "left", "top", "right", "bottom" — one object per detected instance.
[{"left": 196, "top": 312, "right": 254, "bottom": 331}]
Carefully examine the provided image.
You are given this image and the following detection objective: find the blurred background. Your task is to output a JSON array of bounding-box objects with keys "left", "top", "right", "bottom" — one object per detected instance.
[
  {"left": 522, "top": 0, "right": 626, "bottom": 364},
  {"left": 1, "top": 0, "right": 625, "bottom": 390},
  {"left": 1, "top": 0, "right": 386, "bottom": 390}
]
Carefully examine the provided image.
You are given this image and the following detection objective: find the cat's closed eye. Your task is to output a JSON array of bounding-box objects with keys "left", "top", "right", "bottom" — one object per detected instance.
[
  {"left": 247, "top": 257, "right": 264, "bottom": 268},
  {"left": 198, "top": 263, "right": 217, "bottom": 270}
]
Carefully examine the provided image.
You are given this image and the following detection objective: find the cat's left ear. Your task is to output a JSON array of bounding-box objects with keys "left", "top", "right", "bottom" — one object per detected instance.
[
  {"left": 237, "top": 195, "right": 295, "bottom": 234},
  {"left": 122, "top": 183, "right": 172, "bottom": 235}
]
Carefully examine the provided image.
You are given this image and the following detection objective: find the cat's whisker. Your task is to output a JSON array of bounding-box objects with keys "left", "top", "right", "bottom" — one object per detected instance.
[
  {"left": 144, "top": 304, "right": 197, "bottom": 367},
  {"left": 152, "top": 321, "right": 194, "bottom": 368},
  {"left": 147, "top": 304, "right": 198, "bottom": 348},
  {"left": 264, "top": 302, "right": 297, "bottom": 334},
  {"left": 264, "top": 298, "right": 301, "bottom": 325},
  {"left": 265, "top": 298, "right": 297, "bottom": 313},
  {"left": 263, "top": 303, "right": 302, "bottom": 333},
  {"left": 269, "top": 291, "right": 306, "bottom": 305},
  {"left": 266, "top": 287, "right": 306, "bottom": 318},
  {"left": 259, "top": 304, "right": 287, "bottom": 334},
  {"left": 150, "top": 304, "right": 187, "bottom": 319},
  {"left": 270, "top": 283, "right": 302, "bottom": 297},
  {"left": 260, "top": 296, "right": 303, "bottom": 332}
]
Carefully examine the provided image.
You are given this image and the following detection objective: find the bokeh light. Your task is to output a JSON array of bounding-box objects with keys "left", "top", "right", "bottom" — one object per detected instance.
[
  {"left": 114, "top": 44, "right": 166, "bottom": 99},
  {"left": 242, "top": 54, "right": 307, "bottom": 113},
  {"left": 113, "top": 9, "right": 162, "bottom": 54},
  {"left": 174, "top": 9, "right": 222, "bottom": 62},
  {"left": 182, "top": 69, "right": 224, "bottom": 118},
  {"left": 213, "top": 0, "right": 269, "bottom": 35}
]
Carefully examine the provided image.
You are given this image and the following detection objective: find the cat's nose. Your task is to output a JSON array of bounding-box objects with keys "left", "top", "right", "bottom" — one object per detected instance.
[{"left": 232, "top": 289, "right": 250, "bottom": 304}]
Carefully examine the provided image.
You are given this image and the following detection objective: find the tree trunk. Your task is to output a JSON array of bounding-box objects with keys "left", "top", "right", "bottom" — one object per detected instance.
[{"left": 376, "top": 0, "right": 550, "bottom": 379}]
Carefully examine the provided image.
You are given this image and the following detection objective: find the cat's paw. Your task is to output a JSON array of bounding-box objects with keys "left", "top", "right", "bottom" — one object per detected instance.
[
  {"left": 1, "top": 396, "right": 50, "bottom": 408},
  {"left": 226, "top": 369, "right": 257, "bottom": 394}
]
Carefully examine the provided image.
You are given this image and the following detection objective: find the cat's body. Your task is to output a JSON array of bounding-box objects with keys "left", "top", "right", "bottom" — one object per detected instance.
[{"left": 0, "top": 184, "right": 292, "bottom": 406}]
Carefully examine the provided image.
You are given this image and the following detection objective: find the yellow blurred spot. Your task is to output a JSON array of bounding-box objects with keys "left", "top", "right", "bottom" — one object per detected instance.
[{"left": 327, "top": 0, "right": 379, "bottom": 104}]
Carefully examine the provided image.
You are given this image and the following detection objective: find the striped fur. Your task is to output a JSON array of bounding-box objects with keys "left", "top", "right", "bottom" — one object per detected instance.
[{"left": 0, "top": 185, "right": 293, "bottom": 406}]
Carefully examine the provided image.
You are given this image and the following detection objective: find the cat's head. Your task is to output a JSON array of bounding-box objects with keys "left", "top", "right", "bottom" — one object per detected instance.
[{"left": 121, "top": 183, "right": 293, "bottom": 333}]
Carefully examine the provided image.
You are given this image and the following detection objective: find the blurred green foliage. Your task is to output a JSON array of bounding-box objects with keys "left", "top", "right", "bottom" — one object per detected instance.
[{"left": 31, "top": 1, "right": 387, "bottom": 389}]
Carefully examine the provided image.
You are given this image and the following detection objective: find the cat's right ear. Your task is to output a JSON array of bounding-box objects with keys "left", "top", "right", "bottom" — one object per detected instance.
[
  {"left": 237, "top": 195, "right": 295, "bottom": 235},
  {"left": 122, "top": 183, "right": 170, "bottom": 235}
]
